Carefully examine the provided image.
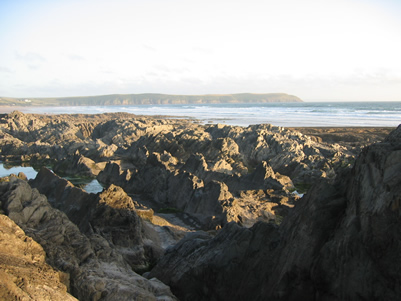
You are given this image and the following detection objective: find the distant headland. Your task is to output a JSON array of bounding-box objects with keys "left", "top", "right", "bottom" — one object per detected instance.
[{"left": 0, "top": 93, "right": 302, "bottom": 106}]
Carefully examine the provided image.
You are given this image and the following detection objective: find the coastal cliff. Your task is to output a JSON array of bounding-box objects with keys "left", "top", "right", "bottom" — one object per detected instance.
[
  {"left": 0, "top": 93, "right": 302, "bottom": 106},
  {"left": 0, "top": 111, "right": 399, "bottom": 300}
]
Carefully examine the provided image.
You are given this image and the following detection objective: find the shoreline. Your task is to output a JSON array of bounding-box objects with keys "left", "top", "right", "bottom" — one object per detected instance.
[
  {"left": 1, "top": 102, "right": 400, "bottom": 128},
  {"left": 0, "top": 109, "right": 397, "bottom": 147},
  {"left": 1, "top": 105, "right": 400, "bottom": 300}
]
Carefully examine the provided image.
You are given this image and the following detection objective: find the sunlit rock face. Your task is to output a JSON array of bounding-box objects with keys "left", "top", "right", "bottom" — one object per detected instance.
[
  {"left": 0, "top": 214, "right": 78, "bottom": 301},
  {"left": 0, "top": 175, "right": 178, "bottom": 300}
]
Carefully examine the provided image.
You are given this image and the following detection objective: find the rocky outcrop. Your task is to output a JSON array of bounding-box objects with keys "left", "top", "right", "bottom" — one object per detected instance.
[
  {"left": 1, "top": 111, "right": 355, "bottom": 229},
  {"left": 53, "top": 152, "right": 106, "bottom": 177},
  {"left": 0, "top": 111, "right": 386, "bottom": 229},
  {"left": 98, "top": 153, "right": 298, "bottom": 229},
  {"left": 29, "top": 167, "right": 166, "bottom": 270},
  {"left": 1, "top": 110, "right": 398, "bottom": 300},
  {"left": 0, "top": 111, "right": 354, "bottom": 182},
  {"left": 146, "top": 221, "right": 280, "bottom": 301},
  {"left": 0, "top": 214, "right": 77, "bottom": 301},
  {"left": 147, "top": 125, "right": 401, "bottom": 300},
  {"left": 0, "top": 175, "right": 178, "bottom": 300}
]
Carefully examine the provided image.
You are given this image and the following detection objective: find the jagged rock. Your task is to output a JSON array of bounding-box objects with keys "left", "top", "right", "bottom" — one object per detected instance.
[
  {"left": 166, "top": 171, "right": 205, "bottom": 210},
  {"left": 53, "top": 153, "right": 105, "bottom": 177},
  {"left": 98, "top": 183, "right": 138, "bottom": 210},
  {"left": 97, "top": 161, "right": 132, "bottom": 188},
  {"left": 98, "top": 154, "right": 298, "bottom": 229},
  {"left": 30, "top": 167, "right": 163, "bottom": 269},
  {"left": 181, "top": 153, "right": 209, "bottom": 175},
  {"left": 0, "top": 214, "right": 77, "bottom": 301},
  {"left": 147, "top": 221, "right": 280, "bottom": 300},
  {"left": 206, "top": 137, "right": 240, "bottom": 161},
  {"left": 0, "top": 111, "right": 356, "bottom": 183},
  {"left": 0, "top": 111, "right": 398, "bottom": 300},
  {"left": 97, "top": 142, "right": 118, "bottom": 158},
  {"left": 147, "top": 125, "right": 401, "bottom": 301},
  {"left": 128, "top": 145, "right": 149, "bottom": 166},
  {"left": 76, "top": 122, "right": 96, "bottom": 138},
  {"left": 0, "top": 176, "right": 178, "bottom": 300},
  {"left": 227, "top": 161, "right": 287, "bottom": 192},
  {"left": 0, "top": 111, "right": 381, "bottom": 230},
  {"left": 210, "top": 158, "right": 233, "bottom": 174},
  {"left": 186, "top": 180, "right": 233, "bottom": 228}
]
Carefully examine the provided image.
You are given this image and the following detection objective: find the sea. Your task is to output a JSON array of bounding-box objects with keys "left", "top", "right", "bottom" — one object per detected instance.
[
  {"left": 1, "top": 101, "right": 400, "bottom": 190},
  {"left": 6, "top": 101, "right": 401, "bottom": 127}
]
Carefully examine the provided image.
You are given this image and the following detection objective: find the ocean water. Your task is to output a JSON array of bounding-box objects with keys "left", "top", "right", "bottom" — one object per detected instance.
[
  {"left": 0, "top": 164, "right": 39, "bottom": 180},
  {"left": 12, "top": 101, "right": 401, "bottom": 127}
]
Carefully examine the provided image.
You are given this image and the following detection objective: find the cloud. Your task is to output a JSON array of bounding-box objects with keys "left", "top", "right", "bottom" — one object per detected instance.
[
  {"left": 101, "top": 69, "right": 114, "bottom": 75},
  {"left": 2, "top": 66, "right": 400, "bottom": 101},
  {"left": 0, "top": 66, "right": 12, "bottom": 73},
  {"left": 65, "top": 54, "right": 86, "bottom": 61},
  {"left": 14, "top": 51, "right": 46, "bottom": 70},
  {"left": 14, "top": 51, "right": 46, "bottom": 63},
  {"left": 192, "top": 47, "right": 214, "bottom": 54},
  {"left": 142, "top": 44, "right": 157, "bottom": 52}
]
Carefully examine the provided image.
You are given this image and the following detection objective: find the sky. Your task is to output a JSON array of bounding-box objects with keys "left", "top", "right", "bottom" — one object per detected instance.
[{"left": 1, "top": 0, "right": 401, "bottom": 101}]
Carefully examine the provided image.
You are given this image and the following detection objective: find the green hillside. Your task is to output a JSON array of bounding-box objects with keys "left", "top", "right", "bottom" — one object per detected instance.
[{"left": 0, "top": 93, "right": 302, "bottom": 106}]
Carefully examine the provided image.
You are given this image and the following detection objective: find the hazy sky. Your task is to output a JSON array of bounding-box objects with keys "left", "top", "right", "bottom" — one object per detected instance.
[{"left": 1, "top": 0, "right": 401, "bottom": 101}]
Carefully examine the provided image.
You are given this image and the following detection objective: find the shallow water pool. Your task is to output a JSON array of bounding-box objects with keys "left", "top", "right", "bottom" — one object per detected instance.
[{"left": 0, "top": 163, "right": 104, "bottom": 194}]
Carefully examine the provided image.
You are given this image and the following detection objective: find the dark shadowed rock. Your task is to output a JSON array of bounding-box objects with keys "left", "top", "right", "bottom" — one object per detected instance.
[
  {"left": 30, "top": 167, "right": 164, "bottom": 270},
  {"left": 147, "top": 221, "right": 281, "bottom": 301},
  {"left": 53, "top": 152, "right": 105, "bottom": 177},
  {"left": 147, "top": 125, "right": 401, "bottom": 301}
]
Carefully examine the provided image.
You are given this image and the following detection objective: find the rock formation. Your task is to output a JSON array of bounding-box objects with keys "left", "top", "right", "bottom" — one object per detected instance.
[
  {"left": 0, "top": 111, "right": 388, "bottom": 229},
  {"left": 0, "top": 110, "right": 398, "bottom": 300},
  {"left": 0, "top": 214, "right": 77, "bottom": 300},
  {"left": 147, "top": 125, "right": 401, "bottom": 300},
  {"left": 0, "top": 111, "right": 354, "bottom": 184},
  {"left": 0, "top": 174, "right": 178, "bottom": 300}
]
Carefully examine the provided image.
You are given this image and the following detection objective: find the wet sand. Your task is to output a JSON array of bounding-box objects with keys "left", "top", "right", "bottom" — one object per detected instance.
[{"left": 289, "top": 127, "right": 396, "bottom": 148}]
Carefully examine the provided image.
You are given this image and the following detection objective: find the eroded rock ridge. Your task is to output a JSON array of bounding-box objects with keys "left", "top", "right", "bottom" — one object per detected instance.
[
  {"left": 0, "top": 111, "right": 359, "bottom": 228},
  {"left": 0, "top": 111, "right": 398, "bottom": 300},
  {"left": 147, "top": 125, "right": 401, "bottom": 300},
  {"left": 0, "top": 173, "right": 178, "bottom": 300}
]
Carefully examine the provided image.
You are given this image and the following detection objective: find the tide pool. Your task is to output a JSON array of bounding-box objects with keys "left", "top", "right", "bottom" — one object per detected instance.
[{"left": 0, "top": 163, "right": 104, "bottom": 194}]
